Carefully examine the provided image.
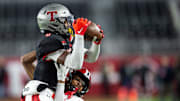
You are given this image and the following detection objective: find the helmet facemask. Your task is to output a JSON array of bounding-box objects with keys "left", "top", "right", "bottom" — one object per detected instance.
[
  {"left": 65, "top": 70, "right": 91, "bottom": 97},
  {"left": 47, "top": 16, "right": 74, "bottom": 37}
]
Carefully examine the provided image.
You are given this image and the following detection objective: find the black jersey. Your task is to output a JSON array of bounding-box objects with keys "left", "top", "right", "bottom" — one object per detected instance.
[{"left": 34, "top": 34, "right": 70, "bottom": 88}]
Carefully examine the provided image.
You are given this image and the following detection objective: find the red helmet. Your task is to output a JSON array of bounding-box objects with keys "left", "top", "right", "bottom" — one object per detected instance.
[{"left": 65, "top": 68, "right": 91, "bottom": 97}]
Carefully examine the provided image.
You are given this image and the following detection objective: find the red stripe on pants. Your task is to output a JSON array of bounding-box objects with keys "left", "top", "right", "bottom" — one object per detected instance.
[
  {"left": 20, "top": 96, "right": 26, "bottom": 101},
  {"left": 52, "top": 93, "right": 55, "bottom": 99},
  {"left": 32, "top": 95, "right": 39, "bottom": 101}
]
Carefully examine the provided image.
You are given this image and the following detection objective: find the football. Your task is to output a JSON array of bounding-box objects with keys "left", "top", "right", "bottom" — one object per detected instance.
[{"left": 84, "top": 22, "right": 103, "bottom": 41}]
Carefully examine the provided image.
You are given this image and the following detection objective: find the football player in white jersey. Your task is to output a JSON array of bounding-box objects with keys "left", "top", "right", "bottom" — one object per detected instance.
[{"left": 20, "top": 50, "right": 90, "bottom": 101}]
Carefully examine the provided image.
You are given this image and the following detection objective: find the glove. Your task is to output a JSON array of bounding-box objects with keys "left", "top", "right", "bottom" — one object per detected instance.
[
  {"left": 73, "top": 18, "right": 91, "bottom": 35},
  {"left": 93, "top": 24, "right": 104, "bottom": 45},
  {"left": 55, "top": 63, "right": 69, "bottom": 82}
]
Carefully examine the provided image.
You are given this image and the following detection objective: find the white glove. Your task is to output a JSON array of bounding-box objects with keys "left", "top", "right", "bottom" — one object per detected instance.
[{"left": 54, "top": 63, "right": 69, "bottom": 81}]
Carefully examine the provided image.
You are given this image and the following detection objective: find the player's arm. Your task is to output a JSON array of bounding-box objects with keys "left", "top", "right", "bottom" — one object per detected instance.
[
  {"left": 47, "top": 18, "right": 91, "bottom": 70},
  {"left": 55, "top": 67, "right": 67, "bottom": 101},
  {"left": 64, "top": 18, "right": 91, "bottom": 70},
  {"left": 84, "top": 25, "right": 104, "bottom": 63},
  {"left": 84, "top": 37, "right": 101, "bottom": 63},
  {"left": 55, "top": 82, "right": 65, "bottom": 101},
  {"left": 20, "top": 50, "right": 36, "bottom": 80}
]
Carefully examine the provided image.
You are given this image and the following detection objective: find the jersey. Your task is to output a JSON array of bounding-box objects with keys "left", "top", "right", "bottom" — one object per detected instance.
[
  {"left": 21, "top": 91, "right": 84, "bottom": 101},
  {"left": 64, "top": 95, "right": 84, "bottom": 101},
  {"left": 34, "top": 34, "right": 70, "bottom": 88}
]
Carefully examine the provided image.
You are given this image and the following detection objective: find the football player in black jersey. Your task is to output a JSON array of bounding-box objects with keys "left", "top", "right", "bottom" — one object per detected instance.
[{"left": 21, "top": 3, "right": 103, "bottom": 101}]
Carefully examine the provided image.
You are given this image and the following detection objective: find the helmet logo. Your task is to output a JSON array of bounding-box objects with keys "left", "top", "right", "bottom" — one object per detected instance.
[{"left": 47, "top": 11, "right": 57, "bottom": 21}]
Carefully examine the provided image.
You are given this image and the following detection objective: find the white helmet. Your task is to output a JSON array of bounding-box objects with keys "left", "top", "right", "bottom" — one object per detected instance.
[
  {"left": 37, "top": 3, "right": 74, "bottom": 36},
  {"left": 66, "top": 69, "right": 91, "bottom": 97}
]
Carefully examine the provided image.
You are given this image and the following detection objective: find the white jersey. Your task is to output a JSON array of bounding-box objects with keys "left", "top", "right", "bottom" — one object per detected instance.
[
  {"left": 64, "top": 94, "right": 84, "bottom": 101},
  {"left": 21, "top": 80, "right": 84, "bottom": 101}
]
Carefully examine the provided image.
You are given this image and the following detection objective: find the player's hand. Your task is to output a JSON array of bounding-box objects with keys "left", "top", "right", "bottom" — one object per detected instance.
[
  {"left": 73, "top": 18, "right": 91, "bottom": 36},
  {"left": 93, "top": 24, "right": 104, "bottom": 45},
  {"left": 56, "top": 49, "right": 71, "bottom": 82}
]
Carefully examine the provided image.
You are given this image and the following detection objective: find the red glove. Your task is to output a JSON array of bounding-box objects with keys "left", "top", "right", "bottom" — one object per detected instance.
[
  {"left": 73, "top": 18, "right": 91, "bottom": 35},
  {"left": 94, "top": 24, "right": 104, "bottom": 45}
]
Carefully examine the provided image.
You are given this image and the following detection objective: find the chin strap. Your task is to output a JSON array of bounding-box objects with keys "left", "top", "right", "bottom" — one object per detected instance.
[{"left": 65, "top": 88, "right": 78, "bottom": 99}]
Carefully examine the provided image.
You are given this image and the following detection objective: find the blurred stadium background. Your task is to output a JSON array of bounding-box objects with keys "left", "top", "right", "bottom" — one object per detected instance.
[{"left": 0, "top": 0, "right": 180, "bottom": 101}]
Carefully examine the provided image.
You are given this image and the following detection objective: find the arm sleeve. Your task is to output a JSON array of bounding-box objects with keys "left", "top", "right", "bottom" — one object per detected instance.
[
  {"left": 54, "top": 83, "right": 65, "bottom": 101},
  {"left": 84, "top": 42, "right": 100, "bottom": 63},
  {"left": 64, "top": 35, "right": 84, "bottom": 70}
]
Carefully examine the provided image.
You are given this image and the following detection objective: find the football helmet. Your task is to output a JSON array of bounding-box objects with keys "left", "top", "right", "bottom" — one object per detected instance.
[
  {"left": 37, "top": 3, "right": 74, "bottom": 37},
  {"left": 65, "top": 69, "right": 91, "bottom": 97}
]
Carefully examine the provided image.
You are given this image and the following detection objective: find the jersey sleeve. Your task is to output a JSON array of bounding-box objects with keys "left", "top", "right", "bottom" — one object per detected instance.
[{"left": 36, "top": 35, "right": 64, "bottom": 61}]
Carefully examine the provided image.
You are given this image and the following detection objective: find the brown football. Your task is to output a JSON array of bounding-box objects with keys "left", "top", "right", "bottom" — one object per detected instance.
[{"left": 84, "top": 22, "right": 103, "bottom": 41}]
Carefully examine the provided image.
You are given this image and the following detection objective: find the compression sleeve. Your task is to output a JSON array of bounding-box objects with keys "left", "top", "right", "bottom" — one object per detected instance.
[
  {"left": 84, "top": 42, "right": 100, "bottom": 63},
  {"left": 54, "top": 83, "right": 65, "bottom": 101},
  {"left": 64, "top": 35, "right": 84, "bottom": 70}
]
